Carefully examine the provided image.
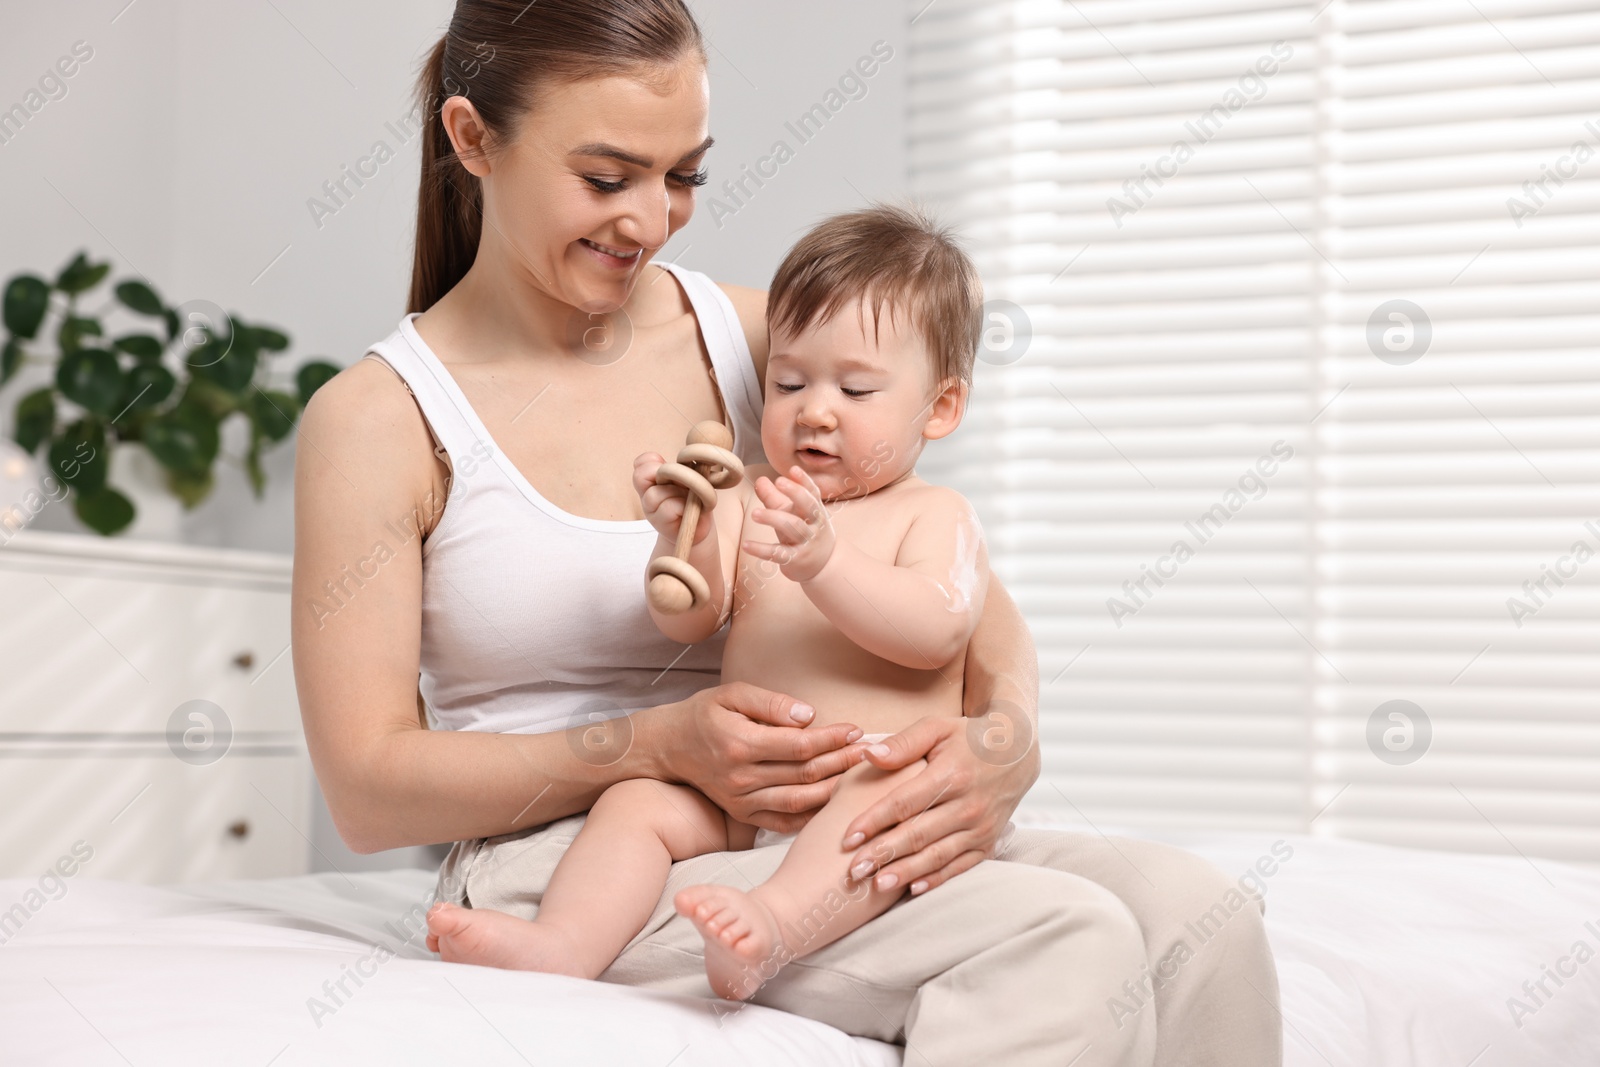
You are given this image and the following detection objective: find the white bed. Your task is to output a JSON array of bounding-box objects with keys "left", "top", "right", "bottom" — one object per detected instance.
[{"left": 4, "top": 824, "right": 1598, "bottom": 1066}]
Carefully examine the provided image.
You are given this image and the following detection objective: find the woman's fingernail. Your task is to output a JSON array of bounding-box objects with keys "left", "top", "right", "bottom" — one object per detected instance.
[
  {"left": 851, "top": 861, "right": 874, "bottom": 880},
  {"left": 842, "top": 831, "right": 864, "bottom": 849},
  {"left": 790, "top": 703, "right": 814, "bottom": 723},
  {"left": 876, "top": 872, "right": 899, "bottom": 891},
  {"left": 846, "top": 727, "right": 864, "bottom": 742},
  {"left": 910, "top": 880, "right": 928, "bottom": 895},
  {"left": 867, "top": 743, "right": 891, "bottom": 759}
]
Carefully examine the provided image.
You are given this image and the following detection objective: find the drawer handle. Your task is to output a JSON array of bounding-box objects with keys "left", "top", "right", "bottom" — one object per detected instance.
[
  {"left": 232, "top": 652, "right": 255, "bottom": 671},
  {"left": 228, "top": 820, "right": 250, "bottom": 840}
]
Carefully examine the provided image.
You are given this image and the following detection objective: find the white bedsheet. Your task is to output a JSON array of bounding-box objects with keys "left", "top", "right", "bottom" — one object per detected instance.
[
  {"left": 3, "top": 828, "right": 1598, "bottom": 1065},
  {"left": 1114, "top": 827, "right": 1600, "bottom": 1067}
]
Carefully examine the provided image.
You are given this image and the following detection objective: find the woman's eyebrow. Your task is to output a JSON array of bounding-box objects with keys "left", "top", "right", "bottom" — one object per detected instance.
[{"left": 568, "top": 136, "right": 715, "bottom": 169}]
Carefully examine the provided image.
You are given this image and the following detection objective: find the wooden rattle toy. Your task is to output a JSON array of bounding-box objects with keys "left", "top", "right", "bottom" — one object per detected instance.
[{"left": 647, "top": 421, "right": 745, "bottom": 615}]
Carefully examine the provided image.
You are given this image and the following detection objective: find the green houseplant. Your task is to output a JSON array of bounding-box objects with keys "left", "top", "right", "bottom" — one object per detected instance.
[{"left": 2, "top": 251, "right": 340, "bottom": 535}]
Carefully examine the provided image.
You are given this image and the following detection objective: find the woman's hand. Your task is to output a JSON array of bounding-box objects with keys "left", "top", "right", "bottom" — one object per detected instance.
[
  {"left": 648, "top": 681, "right": 868, "bottom": 832},
  {"left": 839, "top": 712, "right": 1037, "bottom": 896},
  {"left": 633, "top": 451, "right": 713, "bottom": 545}
]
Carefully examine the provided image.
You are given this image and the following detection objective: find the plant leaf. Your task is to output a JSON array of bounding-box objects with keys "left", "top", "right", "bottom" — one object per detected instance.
[
  {"left": 252, "top": 325, "right": 290, "bottom": 352},
  {"left": 143, "top": 404, "right": 219, "bottom": 472},
  {"left": 73, "top": 485, "right": 135, "bottom": 535},
  {"left": 228, "top": 319, "right": 260, "bottom": 356},
  {"left": 57, "top": 315, "right": 103, "bottom": 355},
  {"left": 182, "top": 321, "right": 250, "bottom": 391},
  {"left": 245, "top": 433, "right": 266, "bottom": 499},
  {"left": 56, "top": 347, "right": 124, "bottom": 416},
  {"left": 114, "top": 280, "right": 164, "bottom": 316},
  {"left": 56, "top": 253, "right": 111, "bottom": 295},
  {"left": 179, "top": 376, "right": 237, "bottom": 420},
  {"left": 1, "top": 338, "right": 22, "bottom": 386},
  {"left": 3, "top": 275, "right": 50, "bottom": 339},
  {"left": 194, "top": 340, "right": 257, "bottom": 393},
  {"left": 166, "top": 465, "right": 215, "bottom": 509},
  {"left": 48, "top": 421, "right": 109, "bottom": 494},
  {"left": 113, "top": 334, "right": 164, "bottom": 362},
  {"left": 116, "top": 363, "right": 176, "bottom": 420},
  {"left": 295, "top": 360, "right": 341, "bottom": 405},
  {"left": 14, "top": 388, "right": 55, "bottom": 453},
  {"left": 247, "top": 388, "right": 298, "bottom": 443}
]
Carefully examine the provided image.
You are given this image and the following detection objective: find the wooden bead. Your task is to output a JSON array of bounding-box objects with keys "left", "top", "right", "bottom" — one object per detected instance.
[
  {"left": 687, "top": 421, "right": 734, "bottom": 450},
  {"left": 648, "top": 553, "right": 710, "bottom": 614},
  {"left": 648, "top": 571, "right": 696, "bottom": 615}
]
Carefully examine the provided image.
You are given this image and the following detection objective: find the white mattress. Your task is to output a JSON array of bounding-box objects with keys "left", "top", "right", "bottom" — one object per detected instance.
[{"left": 4, "top": 827, "right": 1598, "bottom": 1066}]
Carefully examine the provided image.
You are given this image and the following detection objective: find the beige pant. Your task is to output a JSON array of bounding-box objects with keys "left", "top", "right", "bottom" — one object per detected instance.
[{"left": 436, "top": 815, "right": 1282, "bottom": 1067}]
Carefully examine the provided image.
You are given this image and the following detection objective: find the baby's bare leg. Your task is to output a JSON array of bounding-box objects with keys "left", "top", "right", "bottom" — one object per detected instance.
[
  {"left": 427, "top": 779, "right": 729, "bottom": 978},
  {"left": 676, "top": 757, "right": 926, "bottom": 1000}
]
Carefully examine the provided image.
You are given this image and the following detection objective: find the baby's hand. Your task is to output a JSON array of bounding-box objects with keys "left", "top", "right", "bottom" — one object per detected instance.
[
  {"left": 745, "top": 466, "right": 836, "bottom": 582},
  {"left": 633, "top": 452, "right": 714, "bottom": 546}
]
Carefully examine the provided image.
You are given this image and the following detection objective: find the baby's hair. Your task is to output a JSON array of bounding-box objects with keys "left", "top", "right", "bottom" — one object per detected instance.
[{"left": 768, "top": 203, "right": 983, "bottom": 387}]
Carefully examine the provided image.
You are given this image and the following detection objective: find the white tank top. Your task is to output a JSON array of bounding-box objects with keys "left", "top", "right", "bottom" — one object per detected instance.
[{"left": 360, "top": 262, "right": 766, "bottom": 736}]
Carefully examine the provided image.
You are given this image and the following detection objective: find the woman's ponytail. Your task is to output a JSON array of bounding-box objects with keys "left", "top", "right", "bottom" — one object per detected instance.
[{"left": 407, "top": 34, "right": 484, "bottom": 315}]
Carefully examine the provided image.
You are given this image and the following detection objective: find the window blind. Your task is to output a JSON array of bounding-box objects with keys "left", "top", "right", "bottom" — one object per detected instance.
[{"left": 910, "top": 0, "right": 1600, "bottom": 863}]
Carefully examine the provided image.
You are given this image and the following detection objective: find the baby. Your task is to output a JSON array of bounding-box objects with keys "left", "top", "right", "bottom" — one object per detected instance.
[{"left": 426, "top": 204, "right": 990, "bottom": 1001}]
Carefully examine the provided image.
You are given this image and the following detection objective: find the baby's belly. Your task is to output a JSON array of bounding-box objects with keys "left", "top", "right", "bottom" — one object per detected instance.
[{"left": 721, "top": 597, "right": 966, "bottom": 734}]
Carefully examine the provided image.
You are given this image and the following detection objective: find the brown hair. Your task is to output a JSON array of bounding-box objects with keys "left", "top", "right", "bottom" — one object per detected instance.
[
  {"left": 768, "top": 203, "right": 984, "bottom": 387},
  {"left": 408, "top": 0, "right": 705, "bottom": 314}
]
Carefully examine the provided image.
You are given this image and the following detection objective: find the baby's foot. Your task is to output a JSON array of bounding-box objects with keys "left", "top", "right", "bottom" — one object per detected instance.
[
  {"left": 674, "top": 884, "right": 787, "bottom": 1000},
  {"left": 425, "top": 901, "right": 590, "bottom": 978}
]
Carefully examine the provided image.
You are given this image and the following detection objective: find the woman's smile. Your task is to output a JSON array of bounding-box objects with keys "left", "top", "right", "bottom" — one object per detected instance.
[{"left": 579, "top": 237, "right": 646, "bottom": 270}]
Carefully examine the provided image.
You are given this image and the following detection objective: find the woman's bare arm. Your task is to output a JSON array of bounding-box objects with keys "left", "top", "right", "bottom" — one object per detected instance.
[{"left": 292, "top": 361, "right": 862, "bottom": 852}]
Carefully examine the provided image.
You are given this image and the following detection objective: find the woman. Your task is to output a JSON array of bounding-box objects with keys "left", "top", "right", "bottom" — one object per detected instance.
[{"left": 291, "top": 2, "right": 1281, "bottom": 1064}]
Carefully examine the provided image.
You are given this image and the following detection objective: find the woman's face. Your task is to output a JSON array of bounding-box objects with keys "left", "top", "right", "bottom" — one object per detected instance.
[{"left": 458, "top": 56, "right": 712, "bottom": 314}]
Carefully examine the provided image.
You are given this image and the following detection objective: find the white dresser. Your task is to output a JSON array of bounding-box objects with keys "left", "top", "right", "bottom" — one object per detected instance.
[{"left": 0, "top": 529, "right": 311, "bottom": 883}]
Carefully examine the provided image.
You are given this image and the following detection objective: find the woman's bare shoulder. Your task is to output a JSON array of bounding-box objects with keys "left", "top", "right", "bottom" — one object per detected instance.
[
  {"left": 297, "top": 356, "right": 443, "bottom": 516},
  {"left": 302, "top": 357, "right": 420, "bottom": 447},
  {"left": 716, "top": 282, "right": 769, "bottom": 388}
]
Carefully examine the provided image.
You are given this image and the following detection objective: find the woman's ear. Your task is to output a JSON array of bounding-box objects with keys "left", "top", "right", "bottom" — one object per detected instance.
[
  {"left": 921, "top": 376, "right": 970, "bottom": 442},
  {"left": 440, "top": 96, "right": 492, "bottom": 178}
]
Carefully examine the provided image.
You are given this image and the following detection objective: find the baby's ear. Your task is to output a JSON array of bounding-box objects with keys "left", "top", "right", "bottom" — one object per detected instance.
[{"left": 922, "top": 377, "right": 969, "bottom": 441}]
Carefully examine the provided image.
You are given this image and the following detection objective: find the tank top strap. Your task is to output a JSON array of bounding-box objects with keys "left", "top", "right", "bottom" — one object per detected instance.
[
  {"left": 360, "top": 320, "right": 495, "bottom": 483},
  {"left": 656, "top": 261, "right": 767, "bottom": 468}
]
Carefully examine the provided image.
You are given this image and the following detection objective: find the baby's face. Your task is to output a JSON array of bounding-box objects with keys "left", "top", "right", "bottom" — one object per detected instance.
[{"left": 762, "top": 296, "right": 958, "bottom": 501}]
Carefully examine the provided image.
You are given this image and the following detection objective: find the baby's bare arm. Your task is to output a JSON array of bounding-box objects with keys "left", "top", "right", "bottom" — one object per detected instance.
[
  {"left": 744, "top": 469, "right": 990, "bottom": 669},
  {"left": 802, "top": 488, "right": 990, "bottom": 670}
]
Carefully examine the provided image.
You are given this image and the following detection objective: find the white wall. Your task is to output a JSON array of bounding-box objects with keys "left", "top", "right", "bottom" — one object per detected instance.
[
  {"left": 2, "top": 0, "right": 907, "bottom": 870},
  {"left": 671, "top": 2, "right": 909, "bottom": 287}
]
